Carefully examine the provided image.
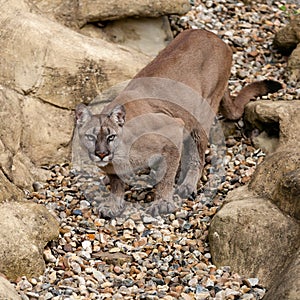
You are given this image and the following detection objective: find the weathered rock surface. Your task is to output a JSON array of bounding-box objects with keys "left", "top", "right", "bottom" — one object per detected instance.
[
  {"left": 1, "top": 1, "right": 150, "bottom": 110},
  {"left": 0, "top": 171, "right": 23, "bottom": 203},
  {"left": 209, "top": 186, "right": 300, "bottom": 288},
  {"left": 209, "top": 100, "right": 300, "bottom": 299},
  {"left": 30, "top": 0, "right": 176, "bottom": 58},
  {"left": 81, "top": 16, "right": 173, "bottom": 57},
  {"left": 102, "top": 17, "right": 173, "bottom": 57},
  {"left": 273, "top": 14, "right": 300, "bottom": 54},
  {"left": 0, "top": 201, "right": 59, "bottom": 281},
  {"left": 273, "top": 14, "right": 300, "bottom": 80},
  {"left": 250, "top": 149, "right": 300, "bottom": 219},
  {"left": 0, "top": 0, "right": 150, "bottom": 193},
  {"left": 287, "top": 43, "right": 300, "bottom": 81},
  {"left": 264, "top": 247, "right": 300, "bottom": 300},
  {"left": 245, "top": 101, "right": 300, "bottom": 219},
  {"left": 28, "top": 0, "right": 190, "bottom": 28},
  {"left": 0, "top": 86, "right": 71, "bottom": 191},
  {"left": 244, "top": 100, "right": 300, "bottom": 152},
  {"left": 0, "top": 276, "right": 21, "bottom": 300}
]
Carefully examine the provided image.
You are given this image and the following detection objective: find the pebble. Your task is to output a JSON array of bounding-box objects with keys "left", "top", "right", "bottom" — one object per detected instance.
[
  {"left": 17, "top": 278, "right": 32, "bottom": 291},
  {"left": 13, "top": 1, "right": 296, "bottom": 299},
  {"left": 245, "top": 277, "right": 259, "bottom": 287},
  {"left": 92, "top": 270, "right": 106, "bottom": 283},
  {"left": 136, "top": 222, "right": 146, "bottom": 233},
  {"left": 43, "top": 248, "right": 56, "bottom": 263}
]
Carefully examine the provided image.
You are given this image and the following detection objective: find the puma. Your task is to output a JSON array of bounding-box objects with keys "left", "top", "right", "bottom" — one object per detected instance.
[{"left": 75, "top": 29, "right": 282, "bottom": 218}]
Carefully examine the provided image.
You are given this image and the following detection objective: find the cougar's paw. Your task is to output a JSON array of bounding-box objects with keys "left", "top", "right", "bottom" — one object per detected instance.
[
  {"left": 146, "top": 199, "right": 177, "bottom": 217},
  {"left": 98, "top": 198, "right": 125, "bottom": 219},
  {"left": 175, "top": 184, "right": 195, "bottom": 199}
]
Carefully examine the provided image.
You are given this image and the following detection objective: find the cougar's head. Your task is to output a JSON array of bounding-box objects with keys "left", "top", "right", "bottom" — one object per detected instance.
[{"left": 75, "top": 104, "right": 126, "bottom": 167}]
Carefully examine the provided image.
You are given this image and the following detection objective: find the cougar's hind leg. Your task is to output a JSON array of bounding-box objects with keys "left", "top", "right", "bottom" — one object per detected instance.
[{"left": 98, "top": 174, "right": 126, "bottom": 218}]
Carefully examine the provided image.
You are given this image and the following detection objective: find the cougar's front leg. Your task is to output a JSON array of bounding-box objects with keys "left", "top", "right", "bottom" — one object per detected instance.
[
  {"left": 176, "top": 131, "right": 206, "bottom": 198},
  {"left": 146, "top": 144, "right": 181, "bottom": 217},
  {"left": 98, "top": 174, "right": 125, "bottom": 218}
]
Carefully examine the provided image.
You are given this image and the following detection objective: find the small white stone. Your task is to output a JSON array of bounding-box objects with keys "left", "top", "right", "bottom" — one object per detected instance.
[
  {"left": 30, "top": 278, "right": 37, "bottom": 285},
  {"left": 123, "top": 218, "right": 136, "bottom": 229},
  {"left": 92, "top": 270, "right": 106, "bottom": 283},
  {"left": 80, "top": 200, "right": 90, "bottom": 209},
  {"left": 247, "top": 277, "right": 259, "bottom": 287},
  {"left": 70, "top": 261, "right": 81, "bottom": 274},
  {"left": 188, "top": 277, "right": 198, "bottom": 287},
  {"left": 43, "top": 249, "right": 56, "bottom": 263},
  {"left": 82, "top": 240, "right": 92, "bottom": 251},
  {"left": 206, "top": 278, "right": 214, "bottom": 288},
  {"left": 171, "top": 219, "right": 180, "bottom": 228},
  {"left": 48, "top": 272, "right": 57, "bottom": 284},
  {"left": 136, "top": 223, "right": 145, "bottom": 233}
]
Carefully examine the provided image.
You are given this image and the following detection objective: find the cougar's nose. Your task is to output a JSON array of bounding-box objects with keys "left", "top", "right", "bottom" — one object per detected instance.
[{"left": 95, "top": 151, "right": 108, "bottom": 159}]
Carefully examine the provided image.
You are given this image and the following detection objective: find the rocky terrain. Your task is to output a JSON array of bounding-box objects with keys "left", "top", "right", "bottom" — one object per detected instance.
[{"left": 7, "top": 0, "right": 299, "bottom": 300}]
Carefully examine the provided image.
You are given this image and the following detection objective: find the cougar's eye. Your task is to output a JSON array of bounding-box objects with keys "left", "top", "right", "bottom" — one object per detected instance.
[
  {"left": 85, "top": 134, "right": 96, "bottom": 141},
  {"left": 107, "top": 134, "right": 116, "bottom": 142}
]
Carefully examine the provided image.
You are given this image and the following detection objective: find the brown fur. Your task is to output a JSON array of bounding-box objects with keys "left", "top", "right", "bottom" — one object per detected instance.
[{"left": 76, "top": 29, "right": 282, "bottom": 217}]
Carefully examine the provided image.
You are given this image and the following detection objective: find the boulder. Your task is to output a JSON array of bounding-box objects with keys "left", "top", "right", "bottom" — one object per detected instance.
[
  {"left": 209, "top": 100, "right": 300, "bottom": 299},
  {"left": 0, "top": 276, "right": 21, "bottom": 300},
  {"left": 0, "top": 0, "right": 150, "bottom": 192},
  {"left": 0, "top": 171, "right": 23, "bottom": 203},
  {"left": 0, "top": 86, "right": 67, "bottom": 191},
  {"left": 273, "top": 14, "right": 300, "bottom": 81},
  {"left": 101, "top": 17, "right": 173, "bottom": 57},
  {"left": 21, "top": 97, "right": 74, "bottom": 166},
  {"left": 28, "top": 0, "right": 190, "bottom": 28},
  {"left": 29, "top": 1, "right": 176, "bottom": 58},
  {"left": 249, "top": 149, "right": 300, "bottom": 219},
  {"left": 0, "top": 201, "right": 59, "bottom": 281},
  {"left": 1, "top": 1, "right": 150, "bottom": 110},
  {"left": 209, "top": 186, "right": 300, "bottom": 288},
  {"left": 244, "top": 100, "right": 300, "bottom": 152},
  {"left": 264, "top": 247, "right": 300, "bottom": 300},
  {"left": 273, "top": 14, "right": 300, "bottom": 54},
  {"left": 245, "top": 101, "right": 300, "bottom": 219},
  {"left": 81, "top": 16, "right": 173, "bottom": 57},
  {"left": 287, "top": 43, "right": 300, "bottom": 81}
]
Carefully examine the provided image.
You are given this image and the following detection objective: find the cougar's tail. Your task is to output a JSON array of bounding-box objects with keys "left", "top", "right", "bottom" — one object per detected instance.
[
  {"left": 238, "top": 80, "right": 282, "bottom": 100},
  {"left": 220, "top": 79, "right": 283, "bottom": 120}
]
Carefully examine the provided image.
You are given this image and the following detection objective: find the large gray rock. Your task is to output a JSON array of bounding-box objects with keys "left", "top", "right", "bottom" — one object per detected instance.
[
  {"left": 249, "top": 149, "right": 300, "bottom": 220},
  {"left": 209, "top": 186, "right": 300, "bottom": 288},
  {"left": 209, "top": 100, "right": 300, "bottom": 299},
  {"left": 0, "top": 201, "right": 59, "bottom": 281},
  {"left": 0, "top": 277, "right": 21, "bottom": 300},
  {"left": 28, "top": 0, "right": 190, "bottom": 28},
  {"left": 0, "top": 169, "right": 23, "bottom": 203},
  {"left": 287, "top": 43, "right": 300, "bottom": 81},
  {"left": 264, "top": 247, "right": 300, "bottom": 300},
  {"left": 0, "top": 86, "right": 69, "bottom": 191},
  {"left": 273, "top": 14, "right": 300, "bottom": 54},
  {"left": 244, "top": 100, "right": 300, "bottom": 152},
  {"left": 81, "top": 16, "right": 173, "bottom": 57},
  {"left": 0, "top": 0, "right": 150, "bottom": 193},
  {"left": 102, "top": 17, "right": 173, "bottom": 57},
  {"left": 1, "top": 1, "right": 150, "bottom": 110},
  {"left": 245, "top": 101, "right": 300, "bottom": 219},
  {"left": 273, "top": 15, "right": 300, "bottom": 81}
]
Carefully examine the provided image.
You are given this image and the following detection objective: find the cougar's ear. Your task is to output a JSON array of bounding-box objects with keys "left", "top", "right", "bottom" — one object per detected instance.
[
  {"left": 75, "top": 104, "right": 91, "bottom": 126},
  {"left": 110, "top": 105, "right": 126, "bottom": 127}
]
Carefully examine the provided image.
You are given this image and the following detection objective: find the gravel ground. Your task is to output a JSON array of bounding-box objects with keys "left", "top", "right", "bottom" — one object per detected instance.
[{"left": 15, "top": 1, "right": 298, "bottom": 299}]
